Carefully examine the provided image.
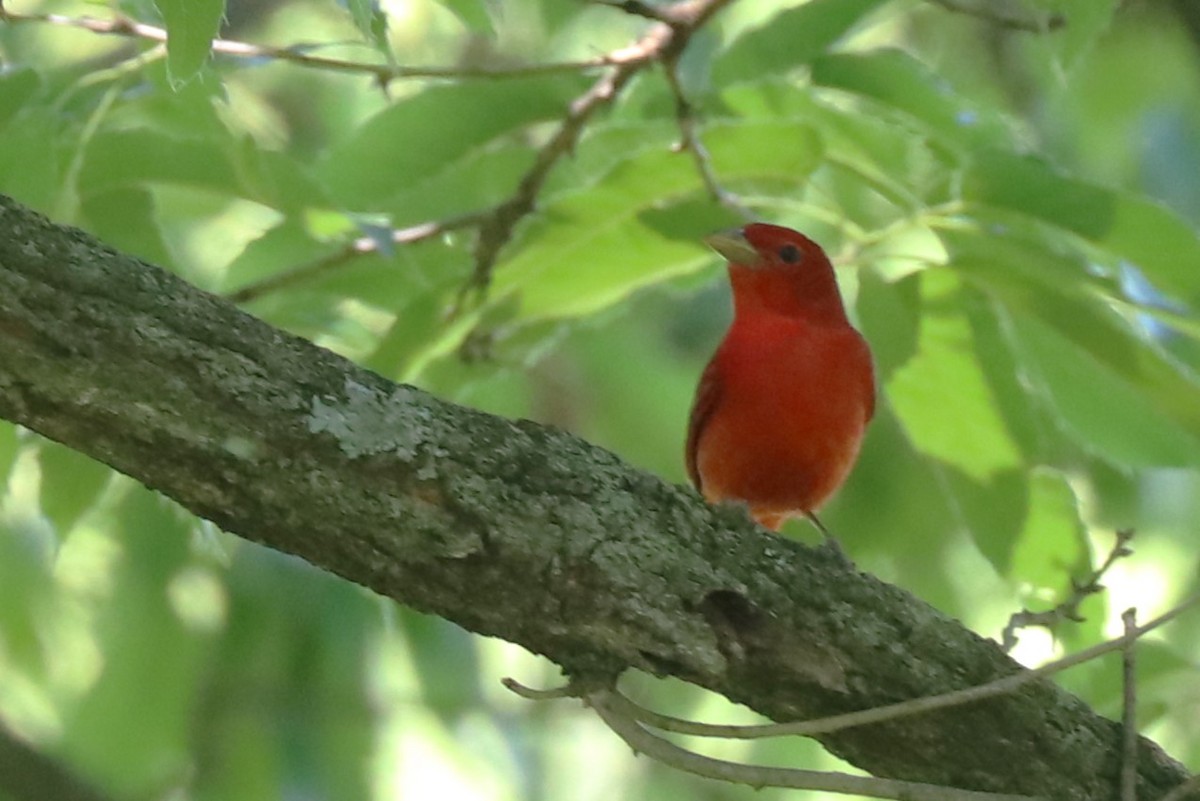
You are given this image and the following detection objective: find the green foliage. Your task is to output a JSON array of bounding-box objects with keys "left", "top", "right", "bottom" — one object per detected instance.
[
  {"left": 154, "top": 0, "right": 226, "bottom": 84},
  {"left": 2, "top": 0, "right": 1199, "bottom": 798}
]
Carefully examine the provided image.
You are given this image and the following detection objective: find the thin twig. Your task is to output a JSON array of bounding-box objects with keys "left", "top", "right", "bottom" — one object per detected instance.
[
  {"left": 600, "top": 593, "right": 1200, "bottom": 740},
  {"left": 0, "top": 10, "right": 621, "bottom": 83},
  {"left": 587, "top": 690, "right": 1038, "bottom": 801},
  {"left": 660, "top": 52, "right": 750, "bottom": 217},
  {"left": 1120, "top": 608, "right": 1139, "bottom": 801},
  {"left": 225, "top": 212, "right": 485, "bottom": 304},
  {"left": 1002, "top": 529, "right": 1136, "bottom": 651},
  {"left": 923, "top": 0, "right": 1066, "bottom": 32},
  {"left": 586, "top": 0, "right": 677, "bottom": 24},
  {"left": 501, "top": 677, "right": 578, "bottom": 701},
  {"left": 461, "top": 0, "right": 737, "bottom": 300}
]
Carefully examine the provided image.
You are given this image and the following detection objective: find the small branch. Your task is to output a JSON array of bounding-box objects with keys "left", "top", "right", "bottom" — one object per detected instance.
[
  {"left": 224, "top": 212, "right": 485, "bottom": 304},
  {"left": 1002, "top": 529, "right": 1135, "bottom": 651},
  {"left": 500, "top": 677, "right": 579, "bottom": 701},
  {"left": 587, "top": 691, "right": 1037, "bottom": 801},
  {"left": 587, "top": 0, "right": 677, "bottom": 24},
  {"left": 461, "top": 0, "right": 736, "bottom": 299},
  {"left": 602, "top": 593, "right": 1200, "bottom": 741},
  {"left": 924, "top": 0, "right": 1066, "bottom": 32},
  {"left": 660, "top": 53, "right": 751, "bottom": 218},
  {"left": 1121, "top": 608, "right": 1139, "bottom": 801},
  {"left": 0, "top": 10, "right": 621, "bottom": 83}
]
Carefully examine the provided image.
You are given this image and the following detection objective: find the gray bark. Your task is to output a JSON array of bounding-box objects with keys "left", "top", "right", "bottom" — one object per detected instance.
[{"left": 0, "top": 193, "right": 1192, "bottom": 800}]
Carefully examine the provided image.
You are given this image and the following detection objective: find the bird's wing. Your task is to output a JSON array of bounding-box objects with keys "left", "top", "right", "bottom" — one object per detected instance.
[
  {"left": 856, "top": 331, "right": 877, "bottom": 422},
  {"left": 685, "top": 356, "right": 724, "bottom": 493}
]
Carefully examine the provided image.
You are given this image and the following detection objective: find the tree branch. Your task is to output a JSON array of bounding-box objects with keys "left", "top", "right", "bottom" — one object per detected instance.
[
  {"left": 0, "top": 9, "right": 621, "bottom": 83},
  {"left": 0, "top": 192, "right": 1195, "bottom": 801}
]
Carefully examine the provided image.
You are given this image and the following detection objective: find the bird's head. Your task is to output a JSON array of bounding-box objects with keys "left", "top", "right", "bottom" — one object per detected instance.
[{"left": 704, "top": 223, "right": 846, "bottom": 323}]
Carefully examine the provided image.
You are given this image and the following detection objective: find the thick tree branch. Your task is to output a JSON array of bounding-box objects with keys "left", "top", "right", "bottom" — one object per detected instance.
[{"left": 0, "top": 193, "right": 1195, "bottom": 801}]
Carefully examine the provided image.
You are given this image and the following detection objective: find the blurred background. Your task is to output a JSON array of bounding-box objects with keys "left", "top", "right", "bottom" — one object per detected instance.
[{"left": 1, "top": 0, "right": 1199, "bottom": 798}]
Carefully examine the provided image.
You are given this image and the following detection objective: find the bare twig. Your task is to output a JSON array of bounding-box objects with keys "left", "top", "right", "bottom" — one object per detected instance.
[
  {"left": 924, "top": 0, "right": 1066, "bottom": 32},
  {"left": 1120, "top": 608, "right": 1139, "bottom": 801},
  {"left": 462, "top": 0, "right": 737, "bottom": 300},
  {"left": 585, "top": 593, "right": 1200, "bottom": 741},
  {"left": 502, "top": 678, "right": 574, "bottom": 700},
  {"left": 586, "top": 690, "right": 1037, "bottom": 801},
  {"left": 225, "top": 213, "right": 485, "bottom": 304},
  {"left": 1002, "top": 529, "right": 1135, "bottom": 651},
  {"left": 660, "top": 53, "right": 750, "bottom": 217},
  {"left": 0, "top": 10, "right": 621, "bottom": 83},
  {"left": 587, "top": 0, "right": 677, "bottom": 24}
]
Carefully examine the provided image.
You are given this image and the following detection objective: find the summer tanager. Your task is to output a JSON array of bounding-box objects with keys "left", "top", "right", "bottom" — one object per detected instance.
[{"left": 685, "top": 223, "right": 875, "bottom": 532}]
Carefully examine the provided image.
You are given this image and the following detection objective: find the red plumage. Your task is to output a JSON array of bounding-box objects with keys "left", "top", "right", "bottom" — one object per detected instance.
[{"left": 686, "top": 223, "right": 875, "bottom": 531}]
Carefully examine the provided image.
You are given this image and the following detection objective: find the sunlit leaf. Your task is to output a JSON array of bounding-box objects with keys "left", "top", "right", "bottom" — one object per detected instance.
[
  {"left": 79, "top": 129, "right": 240, "bottom": 196},
  {"left": 38, "top": 444, "right": 113, "bottom": 533},
  {"left": 1009, "top": 313, "right": 1200, "bottom": 467},
  {"left": 1029, "top": 0, "right": 1118, "bottom": 71},
  {"left": 812, "top": 49, "right": 1015, "bottom": 152},
  {"left": 1009, "top": 468, "right": 1089, "bottom": 591},
  {"left": 964, "top": 150, "right": 1200, "bottom": 303},
  {"left": 713, "top": 0, "right": 888, "bottom": 86},
  {"left": 318, "top": 75, "right": 589, "bottom": 207},
  {"left": 489, "top": 122, "right": 824, "bottom": 321},
  {"left": 339, "top": 0, "right": 391, "bottom": 55},
  {"left": 885, "top": 269, "right": 1024, "bottom": 482},
  {"left": 0, "top": 67, "right": 40, "bottom": 129}
]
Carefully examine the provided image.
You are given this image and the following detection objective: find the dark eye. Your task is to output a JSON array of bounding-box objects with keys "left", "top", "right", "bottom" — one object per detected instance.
[{"left": 778, "top": 244, "right": 802, "bottom": 264}]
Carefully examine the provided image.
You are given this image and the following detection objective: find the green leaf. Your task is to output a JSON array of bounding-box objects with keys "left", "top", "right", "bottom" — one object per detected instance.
[
  {"left": 0, "top": 108, "right": 67, "bottom": 212},
  {"left": 965, "top": 150, "right": 1112, "bottom": 239},
  {"left": 384, "top": 141, "right": 538, "bottom": 224},
  {"left": 340, "top": 0, "right": 391, "bottom": 55},
  {"left": 941, "top": 221, "right": 1200, "bottom": 462},
  {"left": 964, "top": 150, "right": 1200, "bottom": 303},
  {"left": 153, "top": 0, "right": 225, "bottom": 84},
  {"left": 940, "top": 467, "right": 1027, "bottom": 575},
  {"left": 63, "top": 488, "right": 202, "bottom": 798},
  {"left": 1031, "top": 0, "right": 1118, "bottom": 71},
  {"left": 0, "top": 517, "right": 56, "bottom": 677},
  {"left": 718, "top": 80, "right": 955, "bottom": 212},
  {"left": 1009, "top": 313, "right": 1200, "bottom": 467},
  {"left": 885, "top": 269, "right": 1025, "bottom": 482},
  {"left": 318, "top": 75, "right": 589, "bottom": 207},
  {"left": 38, "top": 444, "right": 113, "bottom": 533},
  {"left": 856, "top": 268, "right": 920, "bottom": 385},
  {"left": 0, "top": 67, "right": 40, "bottom": 129},
  {"left": 80, "top": 187, "right": 177, "bottom": 270},
  {"left": 713, "top": 0, "right": 888, "bottom": 86},
  {"left": 1009, "top": 468, "right": 1089, "bottom": 592},
  {"left": 435, "top": 0, "right": 495, "bottom": 32},
  {"left": 489, "top": 122, "right": 825, "bottom": 322},
  {"left": 79, "top": 129, "right": 240, "bottom": 196},
  {"left": 811, "top": 49, "right": 1015, "bottom": 152},
  {"left": 220, "top": 219, "right": 329, "bottom": 296}
]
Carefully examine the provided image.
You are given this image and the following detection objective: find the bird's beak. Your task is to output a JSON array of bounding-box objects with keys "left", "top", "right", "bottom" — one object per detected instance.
[{"left": 704, "top": 228, "right": 760, "bottom": 266}]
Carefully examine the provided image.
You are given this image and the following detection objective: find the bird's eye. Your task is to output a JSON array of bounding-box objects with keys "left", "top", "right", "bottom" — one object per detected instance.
[{"left": 778, "top": 244, "right": 802, "bottom": 264}]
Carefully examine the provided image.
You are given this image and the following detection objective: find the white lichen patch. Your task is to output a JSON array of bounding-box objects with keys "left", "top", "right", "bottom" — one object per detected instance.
[{"left": 307, "top": 378, "right": 442, "bottom": 461}]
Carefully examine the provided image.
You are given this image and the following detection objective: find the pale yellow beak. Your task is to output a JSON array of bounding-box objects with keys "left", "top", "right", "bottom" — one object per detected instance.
[{"left": 703, "top": 228, "right": 760, "bottom": 266}]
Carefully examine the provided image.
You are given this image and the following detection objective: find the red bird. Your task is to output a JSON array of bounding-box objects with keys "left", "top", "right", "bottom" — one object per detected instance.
[{"left": 686, "top": 223, "right": 875, "bottom": 532}]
